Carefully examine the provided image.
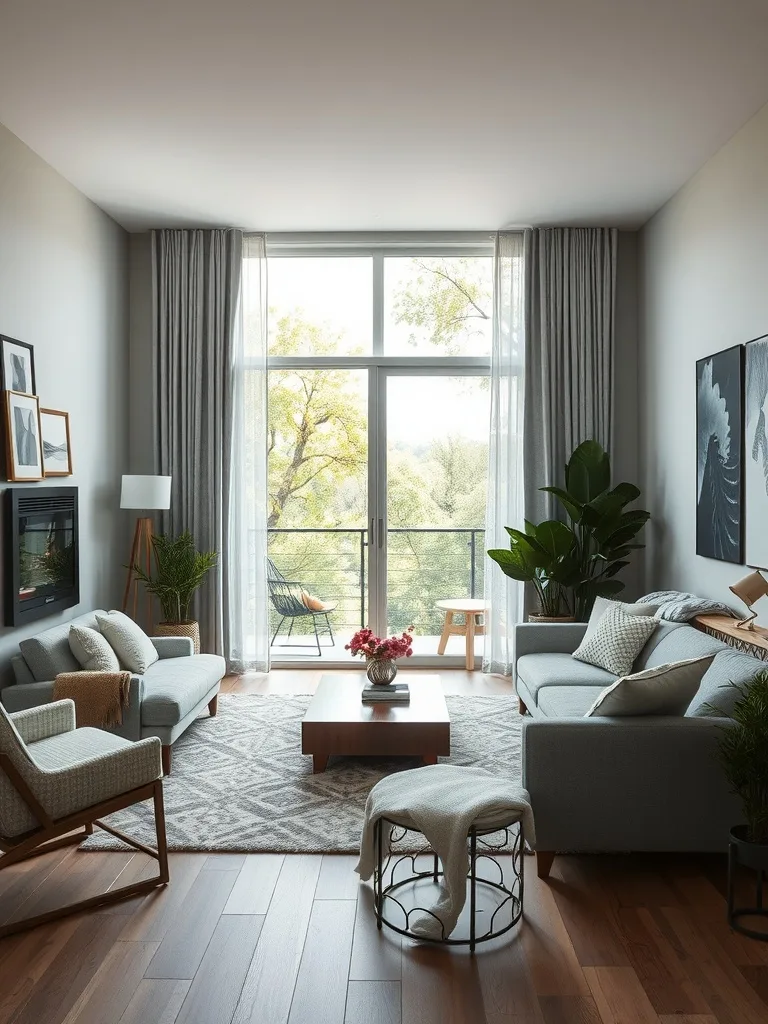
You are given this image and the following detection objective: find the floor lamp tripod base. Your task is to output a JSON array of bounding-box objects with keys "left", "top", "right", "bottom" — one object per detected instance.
[{"left": 122, "top": 517, "right": 154, "bottom": 628}]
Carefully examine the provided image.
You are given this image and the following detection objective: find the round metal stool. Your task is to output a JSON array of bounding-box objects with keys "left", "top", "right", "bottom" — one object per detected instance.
[{"left": 373, "top": 810, "right": 524, "bottom": 952}]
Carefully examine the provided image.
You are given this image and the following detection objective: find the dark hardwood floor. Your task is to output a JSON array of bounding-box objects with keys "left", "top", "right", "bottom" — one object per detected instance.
[{"left": 1, "top": 670, "right": 766, "bottom": 1024}]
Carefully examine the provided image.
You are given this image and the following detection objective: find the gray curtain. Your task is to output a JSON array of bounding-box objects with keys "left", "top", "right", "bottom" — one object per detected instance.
[
  {"left": 523, "top": 227, "right": 618, "bottom": 524},
  {"left": 152, "top": 228, "right": 243, "bottom": 656}
]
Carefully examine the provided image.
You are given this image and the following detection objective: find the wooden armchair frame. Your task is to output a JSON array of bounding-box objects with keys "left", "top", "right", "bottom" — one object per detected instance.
[{"left": 0, "top": 753, "right": 168, "bottom": 939}]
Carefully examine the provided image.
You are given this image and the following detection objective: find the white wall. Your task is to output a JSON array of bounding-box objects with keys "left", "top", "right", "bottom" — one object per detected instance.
[
  {"left": 0, "top": 122, "right": 128, "bottom": 678},
  {"left": 639, "top": 101, "right": 768, "bottom": 617}
]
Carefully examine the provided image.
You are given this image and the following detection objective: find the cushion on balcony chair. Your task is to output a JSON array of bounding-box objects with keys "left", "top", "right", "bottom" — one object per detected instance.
[{"left": 300, "top": 590, "right": 336, "bottom": 612}]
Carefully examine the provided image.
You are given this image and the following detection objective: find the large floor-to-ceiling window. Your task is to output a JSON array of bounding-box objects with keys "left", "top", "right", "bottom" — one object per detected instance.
[{"left": 265, "top": 234, "right": 494, "bottom": 664}]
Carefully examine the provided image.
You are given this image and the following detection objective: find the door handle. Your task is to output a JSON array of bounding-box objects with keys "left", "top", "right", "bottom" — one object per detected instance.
[
  {"left": 370, "top": 518, "right": 375, "bottom": 547},
  {"left": 378, "top": 518, "right": 384, "bottom": 549}
]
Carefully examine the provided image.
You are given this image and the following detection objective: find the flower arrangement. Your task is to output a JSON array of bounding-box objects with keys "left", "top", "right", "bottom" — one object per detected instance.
[{"left": 345, "top": 626, "right": 414, "bottom": 661}]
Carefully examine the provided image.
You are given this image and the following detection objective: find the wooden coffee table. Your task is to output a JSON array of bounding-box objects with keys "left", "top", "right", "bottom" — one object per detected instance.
[{"left": 301, "top": 674, "right": 450, "bottom": 773}]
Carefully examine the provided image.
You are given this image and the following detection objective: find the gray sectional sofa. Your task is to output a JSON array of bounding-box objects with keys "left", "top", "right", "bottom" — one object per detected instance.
[
  {"left": 1, "top": 610, "right": 226, "bottom": 773},
  {"left": 515, "top": 619, "right": 758, "bottom": 877}
]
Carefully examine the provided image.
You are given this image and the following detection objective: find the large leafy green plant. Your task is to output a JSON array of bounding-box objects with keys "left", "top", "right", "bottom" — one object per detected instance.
[
  {"left": 715, "top": 671, "right": 768, "bottom": 844},
  {"left": 131, "top": 532, "right": 217, "bottom": 623},
  {"left": 488, "top": 440, "right": 650, "bottom": 620}
]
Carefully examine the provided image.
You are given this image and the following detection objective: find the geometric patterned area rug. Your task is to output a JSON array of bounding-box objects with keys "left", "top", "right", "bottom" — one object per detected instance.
[{"left": 80, "top": 693, "right": 522, "bottom": 853}]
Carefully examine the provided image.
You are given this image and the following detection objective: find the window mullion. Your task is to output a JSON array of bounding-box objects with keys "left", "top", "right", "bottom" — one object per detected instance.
[{"left": 372, "top": 252, "right": 384, "bottom": 357}]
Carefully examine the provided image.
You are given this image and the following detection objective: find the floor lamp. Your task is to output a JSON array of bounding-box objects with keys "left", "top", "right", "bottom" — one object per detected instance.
[{"left": 121, "top": 475, "right": 172, "bottom": 627}]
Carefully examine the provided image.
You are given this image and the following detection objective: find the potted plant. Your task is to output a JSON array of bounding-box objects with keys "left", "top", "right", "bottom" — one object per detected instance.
[
  {"left": 345, "top": 626, "right": 414, "bottom": 685},
  {"left": 715, "top": 670, "right": 768, "bottom": 940},
  {"left": 488, "top": 440, "right": 650, "bottom": 622},
  {"left": 131, "top": 531, "right": 217, "bottom": 654}
]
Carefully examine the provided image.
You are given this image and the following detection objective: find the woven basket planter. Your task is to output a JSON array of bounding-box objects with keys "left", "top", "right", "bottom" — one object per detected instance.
[{"left": 155, "top": 620, "right": 200, "bottom": 655}]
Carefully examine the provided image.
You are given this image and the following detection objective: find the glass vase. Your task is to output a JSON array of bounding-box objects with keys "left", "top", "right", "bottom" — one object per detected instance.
[{"left": 366, "top": 659, "right": 398, "bottom": 686}]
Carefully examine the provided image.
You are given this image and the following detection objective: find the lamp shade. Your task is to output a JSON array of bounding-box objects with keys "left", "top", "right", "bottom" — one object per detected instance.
[
  {"left": 120, "top": 475, "right": 172, "bottom": 511},
  {"left": 729, "top": 570, "right": 768, "bottom": 609}
]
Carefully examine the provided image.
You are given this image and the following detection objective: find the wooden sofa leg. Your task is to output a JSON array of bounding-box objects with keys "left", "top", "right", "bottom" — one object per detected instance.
[
  {"left": 208, "top": 694, "right": 219, "bottom": 717},
  {"left": 536, "top": 851, "right": 555, "bottom": 879},
  {"left": 518, "top": 697, "right": 528, "bottom": 715},
  {"left": 161, "top": 745, "right": 172, "bottom": 776}
]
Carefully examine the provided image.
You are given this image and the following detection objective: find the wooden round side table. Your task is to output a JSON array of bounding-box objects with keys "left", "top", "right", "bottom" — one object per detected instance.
[{"left": 435, "top": 599, "right": 486, "bottom": 671}]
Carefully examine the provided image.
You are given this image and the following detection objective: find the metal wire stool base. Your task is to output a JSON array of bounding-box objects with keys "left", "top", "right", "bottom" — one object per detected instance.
[{"left": 373, "top": 816, "right": 524, "bottom": 953}]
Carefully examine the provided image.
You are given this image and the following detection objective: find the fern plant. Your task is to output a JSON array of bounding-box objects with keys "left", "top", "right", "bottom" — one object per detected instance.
[
  {"left": 716, "top": 670, "right": 768, "bottom": 844},
  {"left": 131, "top": 532, "right": 217, "bottom": 623}
]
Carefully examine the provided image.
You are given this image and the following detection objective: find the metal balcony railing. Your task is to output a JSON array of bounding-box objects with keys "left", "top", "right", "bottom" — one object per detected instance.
[{"left": 266, "top": 526, "right": 485, "bottom": 635}]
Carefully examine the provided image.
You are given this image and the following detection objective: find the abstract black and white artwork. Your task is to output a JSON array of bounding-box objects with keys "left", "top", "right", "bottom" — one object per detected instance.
[
  {"left": 696, "top": 344, "right": 744, "bottom": 563},
  {"left": 0, "top": 335, "right": 36, "bottom": 395},
  {"left": 40, "top": 408, "right": 73, "bottom": 477},
  {"left": 4, "top": 391, "right": 43, "bottom": 481},
  {"left": 745, "top": 335, "right": 768, "bottom": 567}
]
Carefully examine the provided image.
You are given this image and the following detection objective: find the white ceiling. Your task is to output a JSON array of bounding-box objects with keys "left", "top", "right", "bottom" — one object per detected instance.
[{"left": 1, "top": 0, "right": 768, "bottom": 232}]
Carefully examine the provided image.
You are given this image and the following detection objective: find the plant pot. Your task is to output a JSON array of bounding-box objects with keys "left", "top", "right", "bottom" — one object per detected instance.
[
  {"left": 727, "top": 824, "right": 768, "bottom": 941},
  {"left": 366, "top": 659, "right": 397, "bottom": 686},
  {"left": 155, "top": 619, "right": 200, "bottom": 655},
  {"left": 527, "top": 614, "right": 576, "bottom": 624}
]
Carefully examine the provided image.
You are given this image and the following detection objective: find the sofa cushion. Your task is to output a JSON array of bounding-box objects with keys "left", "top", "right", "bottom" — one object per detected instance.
[
  {"left": 573, "top": 604, "right": 658, "bottom": 676},
  {"left": 687, "top": 647, "right": 766, "bottom": 718},
  {"left": 631, "top": 620, "right": 688, "bottom": 671},
  {"left": 19, "top": 610, "right": 105, "bottom": 682},
  {"left": 69, "top": 625, "right": 120, "bottom": 672},
  {"left": 586, "top": 655, "right": 716, "bottom": 717},
  {"left": 96, "top": 611, "right": 159, "bottom": 674},
  {"left": 516, "top": 653, "right": 616, "bottom": 704},
  {"left": 141, "top": 654, "right": 225, "bottom": 726},
  {"left": 538, "top": 685, "right": 605, "bottom": 718},
  {"left": 634, "top": 623, "right": 726, "bottom": 672},
  {"left": 583, "top": 597, "right": 659, "bottom": 644}
]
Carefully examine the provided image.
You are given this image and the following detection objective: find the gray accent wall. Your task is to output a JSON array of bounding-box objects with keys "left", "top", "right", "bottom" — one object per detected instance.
[
  {"left": 0, "top": 122, "right": 129, "bottom": 679},
  {"left": 639, "top": 101, "right": 768, "bottom": 619}
]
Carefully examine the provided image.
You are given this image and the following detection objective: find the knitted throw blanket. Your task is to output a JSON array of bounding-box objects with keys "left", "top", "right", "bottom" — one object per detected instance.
[{"left": 53, "top": 671, "right": 132, "bottom": 729}]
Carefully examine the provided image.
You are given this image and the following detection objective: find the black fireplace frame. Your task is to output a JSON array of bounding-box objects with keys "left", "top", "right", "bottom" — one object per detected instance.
[{"left": 4, "top": 486, "right": 80, "bottom": 627}]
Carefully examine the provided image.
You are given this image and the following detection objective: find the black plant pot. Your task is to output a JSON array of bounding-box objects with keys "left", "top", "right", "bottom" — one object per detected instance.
[{"left": 728, "top": 824, "right": 768, "bottom": 941}]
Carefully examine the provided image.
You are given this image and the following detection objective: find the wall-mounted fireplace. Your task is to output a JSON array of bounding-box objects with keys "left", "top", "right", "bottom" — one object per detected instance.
[{"left": 4, "top": 487, "right": 79, "bottom": 627}]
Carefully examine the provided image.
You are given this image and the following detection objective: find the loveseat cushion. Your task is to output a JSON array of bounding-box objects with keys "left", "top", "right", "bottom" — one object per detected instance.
[
  {"left": 19, "top": 611, "right": 104, "bottom": 682},
  {"left": 516, "top": 653, "right": 616, "bottom": 705},
  {"left": 141, "top": 654, "right": 225, "bottom": 726},
  {"left": 687, "top": 647, "right": 766, "bottom": 718},
  {"left": 538, "top": 685, "right": 605, "bottom": 717}
]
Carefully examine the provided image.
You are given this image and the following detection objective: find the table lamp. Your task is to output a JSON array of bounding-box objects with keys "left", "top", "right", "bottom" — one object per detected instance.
[
  {"left": 729, "top": 570, "right": 768, "bottom": 629},
  {"left": 121, "top": 475, "right": 172, "bottom": 623}
]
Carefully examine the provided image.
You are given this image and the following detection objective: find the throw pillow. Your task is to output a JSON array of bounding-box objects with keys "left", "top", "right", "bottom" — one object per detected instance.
[
  {"left": 583, "top": 597, "right": 659, "bottom": 643},
  {"left": 301, "top": 590, "right": 331, "bottom": 612},
  {"left": 68, "top": 624, "right": 120, "bottom": 673},
  {"left": 586, "top": 654, "right": 716, "bottom": 717},
  {"left": 95, "top": 610, "right": 159, "bottom": 674},
  {"left": 573, "top": 603, "right": 658, "bottom": 676}
]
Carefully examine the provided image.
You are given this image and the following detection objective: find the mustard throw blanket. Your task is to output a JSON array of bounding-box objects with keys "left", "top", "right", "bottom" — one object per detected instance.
[{"left": 53, "top": 671, "right": 132, "bottom": 729}]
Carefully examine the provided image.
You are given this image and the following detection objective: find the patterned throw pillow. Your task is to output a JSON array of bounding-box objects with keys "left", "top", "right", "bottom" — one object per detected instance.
[
  {"left": 95, "top": 610, "right": 159, "bottom": 674},
  {"left": 573, "top": 603, "right": 658, "bottom": 676},
  {"left": 585, "top": 655, "right": 716, "bottom": 716},
  {"left": 68, "top": 624, "right": 120, "bottom": 672},
  {"left": 582, "top": 597, "right": 659, "bottom": 644}
]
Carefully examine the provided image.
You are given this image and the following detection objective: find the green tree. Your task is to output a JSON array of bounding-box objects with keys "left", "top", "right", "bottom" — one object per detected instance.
[{"left": 393, "top": 257, "right": 492, "bottom": 354}]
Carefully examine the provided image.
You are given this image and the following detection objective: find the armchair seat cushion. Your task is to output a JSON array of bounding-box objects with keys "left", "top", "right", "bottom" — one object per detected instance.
[
  {"left": 516, "top": 653, "right": 616, "bottom": 705},
  {"left": 141, "top": 654, "right": 225, "bottom": 726}
]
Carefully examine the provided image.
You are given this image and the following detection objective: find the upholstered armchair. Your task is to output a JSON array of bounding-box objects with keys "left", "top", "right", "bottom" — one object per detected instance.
[{"left": 0, "top": 699, "right": 168, "bottom": 937}]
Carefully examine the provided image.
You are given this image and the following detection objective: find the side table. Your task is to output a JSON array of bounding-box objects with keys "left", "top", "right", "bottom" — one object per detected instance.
[{"left": 692, "top": 614, "right": 768, "bottom": 662}]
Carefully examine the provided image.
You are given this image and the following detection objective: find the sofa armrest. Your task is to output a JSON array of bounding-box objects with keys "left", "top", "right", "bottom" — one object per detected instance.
[
  {"left": 10, "top": 700, "right": 76, "bottom": 742},
  {"left": 1, "top": 676, "right": 144, "bottom": 742},
  {"left": 514, "top": 622, "right": 588, "bottom": 661},
  {"left": 522, "top": 716, "right": 739, "bottom": 852},
  {"left": 151, "top": 637, "right": 194, "bottom": 659}
]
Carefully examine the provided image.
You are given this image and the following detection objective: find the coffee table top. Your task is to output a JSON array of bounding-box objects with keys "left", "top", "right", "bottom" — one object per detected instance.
[{"left": 303, "top": 674, "right": 449, "bottom": 725}]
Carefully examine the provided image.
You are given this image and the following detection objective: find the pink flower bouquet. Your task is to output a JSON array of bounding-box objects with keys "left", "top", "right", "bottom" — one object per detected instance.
[{"left": 345, "top": 625, "right": 414, "bottom": 661}]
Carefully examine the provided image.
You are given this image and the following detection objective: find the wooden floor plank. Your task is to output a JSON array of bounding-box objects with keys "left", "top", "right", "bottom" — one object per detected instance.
[
  {"left": 401, "top": 942, "right": 486, "bottom": 1024},
  {"left": 120, "top": 854, "right": 206, "bottom": 942},
  {"left": 203, "top": 854, "right": 247, "bottom": 871},
  {"left": 349, "top": 882, "right": 402, "bottom": 981},
  {"left": 175, "top": 915, "right": 265, "bottom": 1024},
  {"left": 345, "top": 981, "right": 401, "bottom": 1024},
  {"left": 520, "top": 872, "right": 591, "bottom": 999},
  {"left": 60, "top": 940, "right": 159, "bottom": 1024},
  {"left": 657, "top": 1016, "right": 719, "bottom": 1024},
  {"left": 118, "top": 979, "right": 191, "bottom": 1024},
  {"left": 0, "top": 846, "right": 77, "bottom": 927},
  {"left": 477, "top": 935, "right": 544, "bottom": 1022},
  {"left": 145, "top": 869, "right": 239, "bottom": 980},
  {"left": 315, "top": 855, "right": 361, "bottom": 900},
  {"left": 231, "top": 854, "right": 322, "bottom": 1024},
  {"left": 583, "top": 966, "right": 660, "bottom": 1024},
  {"left": 537, "top": 995, "right": 603, "bottom": 1023},
  {"left": 223, "top": 855, "right": 284, "bottom": 915},
  {"left": 548, "top": 859, "right": 630, "bottom": 968},
  {"left": 287, "top": 900, "right": 356, "bottom": 1024},
  {"left": 741, "top": 964, "right": 768, "bottom": 1006},
  {"left": 0, "top": 916, "right": 81, "bottom": 1022}
]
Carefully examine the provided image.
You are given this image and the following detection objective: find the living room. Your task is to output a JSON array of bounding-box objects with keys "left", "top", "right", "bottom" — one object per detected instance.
[{"left": 1, "top": 2, "right": 768, "bottom": 1022}]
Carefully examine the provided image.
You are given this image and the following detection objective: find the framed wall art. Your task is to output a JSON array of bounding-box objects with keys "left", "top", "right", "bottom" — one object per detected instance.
[
  {"left": 744, "top": 334, "right": 768, "bottom": 567},
  {"left": 40, "top": 408, "right": 73, "bottom": 477},
  {"left": 5, "top": 390, "right": 43, "bottom": 481},
  {"left": 0, "top": 335, "right": 36, "bottom": 395},
  {"left": 696, "top": 344, "right": 744, "bottom": 563}
]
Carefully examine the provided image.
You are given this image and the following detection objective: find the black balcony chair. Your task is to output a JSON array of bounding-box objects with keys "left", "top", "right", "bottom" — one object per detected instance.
[{"left": 267, "top": 558, "right": 337, "bottom": 656}]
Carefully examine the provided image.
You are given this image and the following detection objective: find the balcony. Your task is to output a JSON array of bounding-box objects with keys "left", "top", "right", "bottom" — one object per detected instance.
[{"left": 267, "top": 526, "right": 485, "bottom": 663}]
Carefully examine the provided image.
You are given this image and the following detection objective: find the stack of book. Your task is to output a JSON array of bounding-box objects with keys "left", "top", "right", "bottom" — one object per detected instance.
[{"left": 361, "top": 682, "right": 411, "bottom": 704}]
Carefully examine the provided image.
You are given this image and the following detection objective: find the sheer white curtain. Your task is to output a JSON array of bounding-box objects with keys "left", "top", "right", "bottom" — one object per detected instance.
[
  {"left": 228, "top": 234, "right": 270, "bottom": 671},
  {"left": 483, "top": 232, "right": 526, "bottom": 675}
]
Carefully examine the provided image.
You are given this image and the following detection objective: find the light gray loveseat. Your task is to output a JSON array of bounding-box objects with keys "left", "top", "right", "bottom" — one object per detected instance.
[
  {"left": 1, "top": 610, "right": 226, "bottom": 773},
  {"left": 514, "top": 619, "right": 757, "bottom": 878}
]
